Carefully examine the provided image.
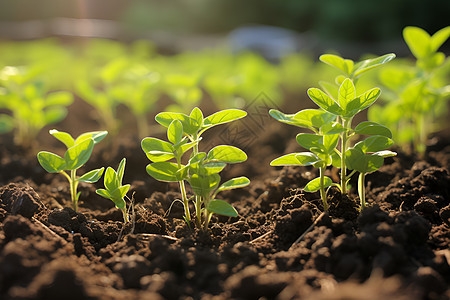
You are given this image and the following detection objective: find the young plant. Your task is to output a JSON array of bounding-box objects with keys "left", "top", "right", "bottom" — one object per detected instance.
[
  {"left": 310, "top": 53, "right": 395, "bottom": 194},
  {"left": 142, "top": 107, "right": 249, "bottom": 230},
  {"left": 269, "top": 109, "right": 340, "bottom": 210},
  {"left": 96, "top": 158, "right": 130, "bottom": 223},
  {"left": 271, "top": 53, "right": 396, "bottom": 211},
  {"left": 345, "top": 136, "right": 396, "bottom": 209},
  {"left": 0, "top": 66, "right": 73, "bottom": 148},
  {"left": 37, "top": 130, "right": 107, "bottom": 212},
  {"left": 369, "top": 26, "right": 450, "bottom": 156}
]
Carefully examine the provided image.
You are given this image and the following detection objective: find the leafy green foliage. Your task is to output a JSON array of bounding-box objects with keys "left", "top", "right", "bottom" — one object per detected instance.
[
  {"left": 142, "top": 107, "right": 249, "bottom": 230},
  {"left": 37, "top": 129, "right": 107, "bottom": 211},
  {"left": 96, "top": 158, "right": 130, "bottom": 223},
  {"left": 271, "top": 52, "right": 396, "bottom": 211},
  {"left": 369, "top": 26, "right": 450, "bottom": 155},
  {"left": 0, "top": 66, "right": 73, "bottom": 148}
]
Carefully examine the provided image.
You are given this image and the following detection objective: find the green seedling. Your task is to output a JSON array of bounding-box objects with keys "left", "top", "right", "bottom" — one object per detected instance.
[
  {"left": 37, "top": 129, "right": 107, "bottom": 212},
  {"left": 96, "top": 158, "right": 130, "bottom": 223},
  {"left": 369, "top": 26, "right": 450, "bottom": 156},
  {"left": 271, "top": 53, "right": 396, "bottom": 211},
  {"left": 142, "top": 107, "right": 249, "bottom": 230},
  {"left": 270, "top": 109, "right": 341, "bottom": 210},
  {"left": 345, "top": 136, "right": 396, "bottom": 209},
  {"left": 311, "top": 53, "right": 395, "bottom": 194},
  {"left": 0, "top": 66, "right": 73, "bottom": 147}
]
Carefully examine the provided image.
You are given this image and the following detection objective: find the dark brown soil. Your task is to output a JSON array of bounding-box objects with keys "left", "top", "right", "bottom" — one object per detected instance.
[{"left": 0, "top": 98, "right": 449, "bottom": 300}]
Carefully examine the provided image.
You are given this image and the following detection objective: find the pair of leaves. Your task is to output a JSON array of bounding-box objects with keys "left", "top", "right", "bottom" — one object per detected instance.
[
  {"left": 308, "top": 79, "right": 381, "bottom": 118},
  {"left": 156, "top": 107, "right": 247, "bottom": 137},
  {"left": 37, "top": 130, "right": 108, "bottom": 173},
  {"left": 403, "top": 26, "right": 450, "bottom": 60},
  {"left": 96, "top": 158, "right": 130, "bottom": 210},
  {"left": 146, "top": 145, "right": 247, "bottom": 182},
  {"left": 320, "top": 53, "right": 396, "bottom": 79}
]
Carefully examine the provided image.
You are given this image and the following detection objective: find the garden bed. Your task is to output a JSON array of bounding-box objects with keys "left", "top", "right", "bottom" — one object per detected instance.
[{"left": 0, "top": 96, "right": 449, "bottom": 300}]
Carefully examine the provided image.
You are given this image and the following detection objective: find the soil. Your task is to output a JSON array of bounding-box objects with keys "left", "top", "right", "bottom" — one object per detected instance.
[{"left": 0, "top": 97, "right": 449, "bottom": 300}]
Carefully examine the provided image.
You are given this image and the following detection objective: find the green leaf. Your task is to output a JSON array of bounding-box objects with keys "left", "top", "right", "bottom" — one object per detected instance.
[
  {"left": 203, "top": 109, "right": 247, "bottom": 128},
  {"left": 117, "top": 158, "right": 126, "bottom": 185},
  {"left": 345, "top": 148, "right": 368, "bottom": 173},
  {"left": 352, "top": 53, "right": 396, "bottom": 77},
  {"left": 75, "top": 131, "right": 108, "bottom": 145},
  {"left": 109, "top": 185, "right": 130, "bottom": 204},
  {"left": 319, "top": 122, "right": 345, "bottom": 135},
  {"left": 44, "top": 107, "right": 67, "bottom": 124},
  {"left": 304, "top": 176, "right": 333, "bottom": 192},
  {"left": 155, "top": 112, "right": 199, "bottom": 135},
  {"left": 167, "top": 119, "right": 184, "bottom": 145},
  {"left": 307, "top": 88, "right": 342, "bottom": 115},
  {"left": 96, "top": 188, "right": 111, "bottom": 199},
  {"left": 216, "top": 176, "right": 250, "bottom": 193},
  {"left": 0, "top": 114, "right": 14, "bottom": 134},
  {"left": 319, "top": 54, "right": 353, "bottom": 75},
  {"left": 78, "top": 167, "right": 105, "bottom": 183},
  {"left": 188, "top": 173, "right": 220, "bottom": 198},
  {"left": 46, "top": 91, "right": 73, "bottom": 106},
  {"left": 354, "top": 121, "right": 392, "bottom": 138},
  {"left": 354, "top": 136, "right": 394, "bottom": 153},
  {"left": 206, "top": 145, "right": 247, "bottom": 163},
  {"left": 64, "top": 138, "right": 94, "bottom": 170},
  {"left": 270, "top": 152, "right": 320, "bottom": 166},
  {"left": 323, "top": 134, "right": 339, "bottom": 153},
  {"left": 146, "top": 162, "right": 182, "bottom": 182},
  {"left": 269, "top": 108, "right": 336, "bottom": 131},
  {"left": 430, "top": 26, "right": 450, "bottom": 52},
  {"left": 141, "top": 137, "right": 175, "bottom": 162},
  {"left": 49, "top": 129, "right": 75, "bottom": 148},
  {"left": 296, "top": 133, "right": 322, "bottom": 150},
  {"left": 358, "top": 88, "right": 381, "bottom": 111},
  {"left": 206, "top": 199, "right": 238, "bottom": 217},
  {"left": 404, "top": 26, "right": 431, "bottom": 59},
  {"left": 104, "top": 167, "right": 119, "bottom": 191},
  {"left": 37, "top": 151, "right": 66, "bottom": 173},
  {"left": 190, "top": 107, "right": 204, "bottom": 126},
  {"left": 338, "top": 78, "right": 356, "bottom": 110}
]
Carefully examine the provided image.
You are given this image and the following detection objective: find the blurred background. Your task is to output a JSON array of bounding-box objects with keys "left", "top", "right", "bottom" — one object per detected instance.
[{"left": 1, "top": 0, "right": 449, "bottom": 56}]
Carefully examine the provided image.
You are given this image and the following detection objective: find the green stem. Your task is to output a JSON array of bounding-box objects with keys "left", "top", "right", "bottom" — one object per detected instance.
[
  {"left": 203, "top": 209, "right": 213, "bottom": 231},
  {"left": 319, "top": 166, "right": 328, "bottom": 211},
  {"left": 195, "top": 196, "right": 202, "bottom": 228},
  {"left": 417, "top": 113, "right": 426, "bottom": 156},
  {"left": 358, "top": 172, "right": 366, "bottom": 210},
  {"left": 178, "top": 180, "right": 191, "bottom": 224},
  {"left": 340, "top": 118, "right": 351, "bottom": 194},
  {"left": 70, "top": 169, "right": 79, "bottom": 212}
]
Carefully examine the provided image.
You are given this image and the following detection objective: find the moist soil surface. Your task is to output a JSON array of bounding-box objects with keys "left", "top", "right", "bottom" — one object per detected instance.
[{"left": 0, "top": 98, "right": 449, "bottom": 300}]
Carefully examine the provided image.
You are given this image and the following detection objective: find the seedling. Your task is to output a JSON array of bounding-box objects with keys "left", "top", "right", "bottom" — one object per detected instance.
[
  {"left": 96, "top": 158, "right": 130, "bottom": 223},
  {"left": 345, "top": 136, "right": 396, "bottom": 209},
  {"left": 37, "top": 129, "right": 107, "bottom": 212},
  {"left": 310, "top": 53, "right": 395, "bottom": 194},
  {"left": 270, "top": 109, "right": 340, "bottom": 210},
  {"left": 271, "top": 53, "right": 396, "bottom": 211},
  {"left": 142, "top": 107, "right": 249, "bottom": 230},
  {"left": 0, "top": 66, "right": 73, "bottom": 147},
  {"left": 369, "top": 26, "right": 450, "bottom": 156}
]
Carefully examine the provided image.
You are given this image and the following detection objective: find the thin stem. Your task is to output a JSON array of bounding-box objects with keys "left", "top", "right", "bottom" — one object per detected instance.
[
  {"left": 70, "top": 169, "right": 78, "bottom": 212},
  {"left": 203, "top": 209, "right": 213, "bottom": 231},
  {"left": 358, "top": 172, "right": 366, "bottom": 210},
  {"left": 178, "top": 180, "right": 191, "bottom": 224},
  {"left": 319, "top": 166, "right": 328, "bottom": 211},
  {"left": 121, "top": 207, "right": 128, "bottom": 223},
  {"left": 340, "top": 118, "right": 351, "bottom": 194}
]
